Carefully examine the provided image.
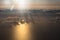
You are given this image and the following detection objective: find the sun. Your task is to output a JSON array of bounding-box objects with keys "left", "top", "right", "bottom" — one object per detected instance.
[{"left": 14, "top": 0, "right": 28, "bottom": 10}]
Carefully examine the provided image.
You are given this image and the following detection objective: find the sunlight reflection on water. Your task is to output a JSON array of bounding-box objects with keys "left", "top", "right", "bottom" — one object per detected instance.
[{"left": 13, "top": 23, "right": 32, "bottom": 40}]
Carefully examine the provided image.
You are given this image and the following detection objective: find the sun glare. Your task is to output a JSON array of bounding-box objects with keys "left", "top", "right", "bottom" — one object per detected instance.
[{"left": 14, "top": 0, "right": 28, "bottom": 10}]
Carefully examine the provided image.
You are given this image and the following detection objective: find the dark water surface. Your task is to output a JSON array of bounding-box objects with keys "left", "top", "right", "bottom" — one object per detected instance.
[
  {"left": 0, "top": 10, "right": 60, "bottom": 40},
  {"left": 0, "top": 19, "right": 60, "bottom": 40}
]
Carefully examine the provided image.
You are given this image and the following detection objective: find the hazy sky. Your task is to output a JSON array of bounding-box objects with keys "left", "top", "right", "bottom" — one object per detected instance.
[
  {"left": 0, "top": 0, "right": 60, "bottom": 9},
  {"left": 0, "top": 0, "right": 60, "bottom": 2},
  {"left": 0, "top": 0, "right": 60, "bottom": 3},
  {"left": 33, "top": 0, "right": 60, "bottom": 2}
]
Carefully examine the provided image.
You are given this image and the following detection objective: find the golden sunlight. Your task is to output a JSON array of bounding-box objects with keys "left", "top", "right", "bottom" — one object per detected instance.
[{"left": 13, "top": 23, "right": 32, "bottom": 40}]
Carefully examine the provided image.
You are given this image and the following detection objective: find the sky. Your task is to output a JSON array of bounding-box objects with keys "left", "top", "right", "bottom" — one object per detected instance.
[{"left": 0, "top": 0, "right": 60, "bottom": 9}]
